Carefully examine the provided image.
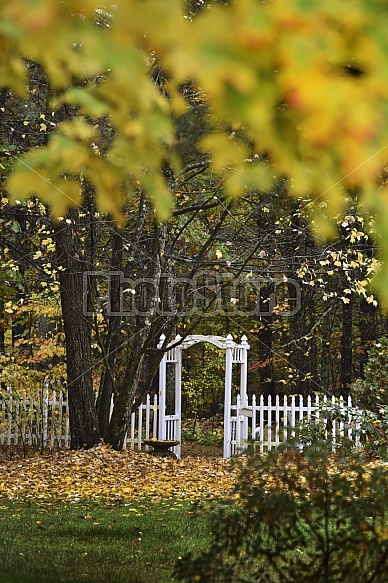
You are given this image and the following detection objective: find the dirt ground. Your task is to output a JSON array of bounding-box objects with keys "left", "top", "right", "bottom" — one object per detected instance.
[
  {"left": 180, "top": 441, "right": 223, "bottom": 458},
  {"left": 0, "top": 441, "right": 223, "bottom": 461}
]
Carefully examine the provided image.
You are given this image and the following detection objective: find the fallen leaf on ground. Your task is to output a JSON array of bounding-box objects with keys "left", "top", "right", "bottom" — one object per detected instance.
[{"left": 0, "top": 444, "right": 243, "bottom": 502}]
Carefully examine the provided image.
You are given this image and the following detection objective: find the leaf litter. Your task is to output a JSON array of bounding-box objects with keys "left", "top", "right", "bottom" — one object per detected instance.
[
  {"left": 2, "top": 444, "right": 384, "bottom": 504},
  {"left": 0, "top": 444, "right": 242, "bottom": 502}
]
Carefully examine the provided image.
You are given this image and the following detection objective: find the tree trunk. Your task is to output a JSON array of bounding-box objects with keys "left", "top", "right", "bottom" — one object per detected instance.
[
  {"left": 0, "top": 297, "right": 4, "bottom": 355},
  {"left": 306, "top": 289, "right": 318, "bottom": 393},
  {"left": 104, "top": 334, "right": 148, "bottom": 450},
  {"left": 359, "top": 297, "right": 377, "bottom": 378},
  {"left": 96, "top": 227, "right": 123, "bottom": 438},
  {"left": 288, "top": 285, "right": 309, "bottom": 396},
  {"left": 105, "top": 221, "right": 164, "bottom": 449},
  {"left": 258, "top": 281, "right": 274, "bottom": 396},
  {"left": 320, "top": 304, "right": 332, "bottom": 394},
  {"left": 340, "top": 296, "right": 353, "bottom": 397},
  {"left": 55, "top": 208, "right": 100, "bottom": 449}
]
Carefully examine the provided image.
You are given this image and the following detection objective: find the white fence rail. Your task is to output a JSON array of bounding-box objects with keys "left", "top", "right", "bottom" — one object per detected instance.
[
  {"left": 0, "top": 390, "right": 161, "bottom": 451},
  {"left": 125, "top": 393, "right": 159, "bottom": 451},
  {"left": 1, "top": 389, "right": 362, "bottom": 456},
  {"left": 229, "top": 393, "right": 361, "bottom": 456},
  {"left": 0, "top": 390, "right": 70, "bottom": 449}
]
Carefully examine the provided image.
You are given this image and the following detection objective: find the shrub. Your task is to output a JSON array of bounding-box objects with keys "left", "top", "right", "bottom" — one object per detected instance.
[
  {"left": 181, "top": 416, "right": 223, "bottom": 447},
  {"left": 295, "top": 398, "right": 388, "bottom": 459},
  {"left": 350, "top": 338, "right": 388, "bottom": 456},
  {"left": 173, "top": 443, "right": 388, "bottom": 583},
  {"left": 351, "top": 338, "right": 388, "bottom": 412}
]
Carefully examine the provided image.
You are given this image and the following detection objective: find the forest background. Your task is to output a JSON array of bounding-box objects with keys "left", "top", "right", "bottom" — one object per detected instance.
[{"left": 0, "top": 0, "right": 388, "bottom": 450}]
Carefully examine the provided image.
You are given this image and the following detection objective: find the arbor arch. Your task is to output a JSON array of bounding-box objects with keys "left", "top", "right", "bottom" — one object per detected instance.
[{"left": 157, "top": 334, "right": 250, "bottom": 458}]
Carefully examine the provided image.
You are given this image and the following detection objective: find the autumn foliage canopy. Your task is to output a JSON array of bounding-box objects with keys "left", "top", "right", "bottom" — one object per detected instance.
[{"left": 1, "top": 0, "right": 388, "bottom": 297}]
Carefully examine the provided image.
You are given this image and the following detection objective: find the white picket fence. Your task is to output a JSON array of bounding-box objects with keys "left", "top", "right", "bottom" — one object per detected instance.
[
  {"left": 0, "top": 389, "right": 162, "bottom": 451},
  {"left": 124, "top": 394, "right": 159, "bottom": 451},
  {"left": 0, "top": 389, "right": 362, "bottom": 456},
  {"left": 229, "top": 393, "right": 362, "bottom": 456},
  {"left": 0, "top": 390, "right": 70, "bottom": 449}
]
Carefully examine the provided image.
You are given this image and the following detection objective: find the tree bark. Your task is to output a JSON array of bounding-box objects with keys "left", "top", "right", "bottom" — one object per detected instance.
[
  {"left": 105, "top": 221, "right": 164, "bottom": 449},
  {"left": 306, "top": 289, "right": 318, "bottom": 393},
  {"left": 258, "top": 281, "right": 274, "bottom": 396},
  {"left": 96, "top": 227, "right": 123, "bottom": 438},
  {"left": 359, "top": 297, "right": 377, "bottom": 378},
  {"left": 55, "top": 208, "right": 100, "bottom": 449},
  {"left": 340, "top": 296, "right": 353, "bottom": 397},
  {"left": 320, "top": 304, "right": 332, "bottom": 394},
  {"left": 104, "top": 333, "right": 148, "bottom": 450},
  {"left": 288, "top": 285, "right": 309, "bottom": 396},
  {"left": 0, "top": 297, "right": 4, "bottom": 355}
]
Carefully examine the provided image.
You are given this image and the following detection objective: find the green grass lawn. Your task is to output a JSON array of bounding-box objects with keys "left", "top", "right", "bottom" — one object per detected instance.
[{"left": 0, "top": 498, "right": 212, "bottom": 583}]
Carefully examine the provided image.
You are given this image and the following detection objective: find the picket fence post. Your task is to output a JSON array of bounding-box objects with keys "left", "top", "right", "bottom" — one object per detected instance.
[
  {"left": 0, "top": 389, "right": 367, "bottom": 456},
  {"left": 224, "top": 393, "right": 366, "bottom": 458}
]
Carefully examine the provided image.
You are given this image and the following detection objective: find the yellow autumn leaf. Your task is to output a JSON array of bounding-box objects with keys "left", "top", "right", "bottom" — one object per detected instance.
[
  {"left": 0, "top": 445, "right": 242, "bottom": 502},
  {"left": 59, "top": 119, "right": 96, "bottom": 141},
  {"left": 200, "top": 133, "right": 248, "bottom": 173}
]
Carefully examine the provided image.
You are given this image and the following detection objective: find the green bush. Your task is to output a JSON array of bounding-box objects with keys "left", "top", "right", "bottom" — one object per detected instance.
[
  {"left": 350, "top": 338, "right": 388, "bottom": 456},
  {"left": 296, "top": 398, "right": 388, "bottom": 459},
  {"left": 352, "top": 338, "right": 388, "bottom": 412},
  {"left": 181, "top": 416, "right": 223, "bottom": 447},
  {"left": 173, "top": 443, "right": 388, "bottom": 583},
  {"left": 295, "top": 336, "right": 388, "bottom": 458}
]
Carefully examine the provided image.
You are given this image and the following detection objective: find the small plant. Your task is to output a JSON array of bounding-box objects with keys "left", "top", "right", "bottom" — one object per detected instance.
[
  {"left": 174, "top": 442, "right": 388, "bottom": 583},
  {"left": 195, "top": 430, "right": 223, "bottom": 447},
  {"left": 297, "top": 399, "right": 388, "bottom": 459},
  {"left": 296, "top": 399, "right": 361, "bottom": 450},
  {"left": 181, "top": 416, "right": 223, "bottom": 447}
]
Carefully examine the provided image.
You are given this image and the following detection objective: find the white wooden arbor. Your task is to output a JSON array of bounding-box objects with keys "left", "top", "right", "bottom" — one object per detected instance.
[{"left": 157, "top": 333, "right": 250, "bottom": 458}]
